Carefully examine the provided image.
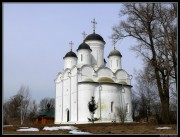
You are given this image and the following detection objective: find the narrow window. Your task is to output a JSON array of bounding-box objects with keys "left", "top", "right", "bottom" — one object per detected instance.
[
  {"left": 111, "top": 60, "right": 112, "bottom": 67},
  {"left": 111, "top": 101, "right": 114, "bottom": 112},
  {"left": 126, "top": 103, "right": 129, "bottom": 113},
  {"left": 116, "top": 60, "right": 118, "bottom": 67},
  {"left": 81, "top": 54, "right": 83, "bottom": 61}
]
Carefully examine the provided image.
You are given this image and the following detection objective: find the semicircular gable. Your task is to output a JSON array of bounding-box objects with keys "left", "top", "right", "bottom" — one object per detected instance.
[
  {"left": 71, "top": 66, "right": 77, "bottom": 74},
  {"left": 115, "top": 69, "right": 129, "bottom": 81},
  {"left": 63, "top": 69, "right": 71, "bottom": 78},
  {"left": 96, "top": 67, "right": 114, "bottom": 78},
  {"left": 81, "top": 65, "right": 94, "bottom": 77},
  {"left": 54, "top": 72, "right": 63, "bottom": 83}
]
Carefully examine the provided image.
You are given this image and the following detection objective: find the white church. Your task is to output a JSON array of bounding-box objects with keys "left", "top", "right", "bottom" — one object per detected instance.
[{"left": 54, "top": 19, "right": 133, "bottom": 124}]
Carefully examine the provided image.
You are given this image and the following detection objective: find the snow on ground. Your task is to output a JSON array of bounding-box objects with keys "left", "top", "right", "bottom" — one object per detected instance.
[
  {"left": 43, "top": 126, "right": 77, "bottom": 131},
  {"left": 3, "top": 125, "right": 13, "bottom": 127},
  {"left": 16, "top": 125, "right": 91, "bottom": 134},
  {"left": 17, "top": 127, "right": 39, "bottom": 131},
  {"left": 156, "top": 127, "right": 172, "bottom": 130},
  {"left": 43, "top": 126, "right": 92, "bottom": 134},
  {"left": 69, "top": 130, "right": 92, "bottom": 134}
]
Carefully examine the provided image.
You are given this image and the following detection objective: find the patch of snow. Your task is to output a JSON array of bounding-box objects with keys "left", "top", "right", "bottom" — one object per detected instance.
[
  {"left": 17, "top": 127, "right": 39, "bottom": 131},
  {"left": 59, "top": 126, "right": 78, "bottom": 130},
  {"left": 43, "top": 126, "right": 77, "bottom": 131},
  {"left": 69, "top": 130, "right": 92, "bottom": 134},
  {"left": 19, "top": 127, "right": 29, "bottom": 129},
  {"left": 43, "top": 126, "right": 60, "bottom": 131},
  {"left": 3, "top": 125, "right": 13, "bottom": 127},
  {"left": 156, "top": 127, "right": 172, "bottom": 130},
  {"left": 42, "top": 126, "right": 92, "bottom": 134}
]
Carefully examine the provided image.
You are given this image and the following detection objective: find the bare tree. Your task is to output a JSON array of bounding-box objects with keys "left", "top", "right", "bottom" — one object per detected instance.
[
  {"left": 17, "top": 85, "right": 31, "bottom": 125},
  {"left": 131, "top": 90, "right": 139, "bottom": 121},
  {"left": 3, "top": 85, "right": 31, "bottom": 125},
  {"left": 3, "top": 99, "right": 10, "bottom": 124},
  {"left": 116, "top": 106, "right": 127, "bottom": 124},
  {"left": 111, "top": 3, "right": 177, "bottom": 124},
  {"left": 39, "top": 97, "right": 55, "bottom": 113},
  {"left": 28, "top": 100, "right": 38, "bottom": 121}
]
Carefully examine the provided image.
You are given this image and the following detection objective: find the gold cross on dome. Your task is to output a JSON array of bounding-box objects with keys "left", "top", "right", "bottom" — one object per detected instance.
[{"left": 91, "top": 18, "right": 97, "bottom": 33}]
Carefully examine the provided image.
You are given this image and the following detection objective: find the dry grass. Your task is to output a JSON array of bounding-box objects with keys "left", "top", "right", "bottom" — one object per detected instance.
[{"left": 3, "top": 122, "right": 177, "bottom": 135}]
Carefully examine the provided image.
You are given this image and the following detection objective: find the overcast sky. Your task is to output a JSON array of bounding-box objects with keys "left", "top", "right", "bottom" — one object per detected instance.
[{"left": 3, "top": 3, "right": 144, "bottom": 103}]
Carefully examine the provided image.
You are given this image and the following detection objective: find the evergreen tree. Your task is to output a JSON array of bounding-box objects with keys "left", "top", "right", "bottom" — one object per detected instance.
[{"left": 88, "top": 96, "right": 98, "bottom": 124}]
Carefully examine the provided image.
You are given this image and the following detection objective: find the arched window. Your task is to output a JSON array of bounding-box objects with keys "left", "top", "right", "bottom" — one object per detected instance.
[
  {"left": 111, "top": 101, "right": 114, "bottom": 112},
  {"left": 116, "top": 60, "right": 118, "bottom": 67},
  {"left": 66, "top": 109, "right": 70, "bottom": 122}
]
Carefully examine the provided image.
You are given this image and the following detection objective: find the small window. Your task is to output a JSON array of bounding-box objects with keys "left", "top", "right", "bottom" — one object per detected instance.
[
  {"left": 81, "top": 54, "right": 83, "bottom": 61},
  {"left": 111, "top": 101, "right": 114, "bottom": 112},
  {"left": 111, "top": 60, "right": 112, "bottom": 67},
  {"left": 126, "top": 103, "right": 129, "bottom": 113},
  {"left": 116, "top": 60, "right": 118, "bottom": 67}
]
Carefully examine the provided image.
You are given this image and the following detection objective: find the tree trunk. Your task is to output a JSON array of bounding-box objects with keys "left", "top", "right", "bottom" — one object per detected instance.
[
  {"left": 148, "top": 23, "right": 170, "bottom": 124},
  {"left": 160, "top": 95, "right": 170, "bottom": 124},
  {"left": 92, "top": 114, "right": 94, "bottom": 124}
]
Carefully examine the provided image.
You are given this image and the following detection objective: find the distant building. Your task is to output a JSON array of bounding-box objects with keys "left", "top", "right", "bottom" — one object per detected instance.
[
  {"left": 54, "top": 19, "right": 133, "bottom": 124},
  {"left": 33, "top": 103, "right": 54, "bottom": 124}
]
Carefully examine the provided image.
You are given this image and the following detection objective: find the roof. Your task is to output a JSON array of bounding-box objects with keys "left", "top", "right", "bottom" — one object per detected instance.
[
  {"left": 82, "top": 78, "right": 94, "bottom": 82},
  {"left": 98, "top": 77, "right": 114, "bottom": 83},
  {"left": 63, "top": 50, "right": 77, "bottom": 59},
  {"left": 108, "top": 49, "right": 122, "bottom": 58},
  {"left": 84, "top": 33, "right": 105, "bottom": 44},
  {"left": 118, "top": 81, "right": 127, "bottom": 85},
  {"left": 77, "top": 42, "right": 92, "bottom": 51},
  {"left": 38, "top": 110, "right": 54, "bottom": 117}
]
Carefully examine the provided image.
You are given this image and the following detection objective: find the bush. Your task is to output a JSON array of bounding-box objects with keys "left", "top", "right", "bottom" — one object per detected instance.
[
  {"left": 87, "top": 117, "right": 100, "bottom": 122},
  {"left": 3, "top": 117, "right": 8, "bottom": 125}
]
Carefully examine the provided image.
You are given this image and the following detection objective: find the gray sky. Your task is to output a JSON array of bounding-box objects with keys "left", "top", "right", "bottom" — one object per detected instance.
[{"left": 3, "top": 3, "right": 144, "bottom": 103}]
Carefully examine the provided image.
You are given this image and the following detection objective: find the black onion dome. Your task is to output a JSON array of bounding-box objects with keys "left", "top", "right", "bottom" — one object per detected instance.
[
  {"left": 84, "top": 33, "right": 106, "bottom": 44},
  {"left": 63, "top": 51, "right": 77, "bottom": 59},
  {"left": 77, "top": 42, "right": 92, "bottom": 52},
  {"left": 108, "top": 49, "right": 122, "bottom": 58}
]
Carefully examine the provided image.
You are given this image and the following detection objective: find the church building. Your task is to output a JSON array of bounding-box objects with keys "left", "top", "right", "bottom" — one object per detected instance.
[{"left": 54, "top": 19, "right": 133, "bottom": 124}]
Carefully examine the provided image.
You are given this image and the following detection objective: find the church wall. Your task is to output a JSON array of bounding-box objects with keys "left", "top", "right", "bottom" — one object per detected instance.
[
  {"left": 116, "top": 70, "right": 129, "bottom": 84},
  {"left": 94, "top": 84, "right": 122, "bottom": 122},
  {"left": 78, "top": 83, "right": 97, "bottom": 122},
  {"left": 85, "top": 41, "right": 104, "bottom": 68},
  {"left": 109, "top": 56, "right": 121, "bottom": 72},
  {"left": 55, "top": 81, "right": 62, "bottom": 123},
  {"left": 64, "top": 57, "right": 77, "bottom": 70},
  {"left": 77, "top": 49, "right": 91, "bottom": 67},
  {"left": 96, "top": 68, "right": 114, "bottom": 79},
  {"left": 62, "top": 77, "right": 71, "bottom": 122},
  {"left": 123, "top": 86, "right": 133, "bottom": 122},
  {"left": 81, "top": 66, "right": 94, "bottom": 79},
  {"left": 70, "top": 69, "right": 78, "bottom": 122}
]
